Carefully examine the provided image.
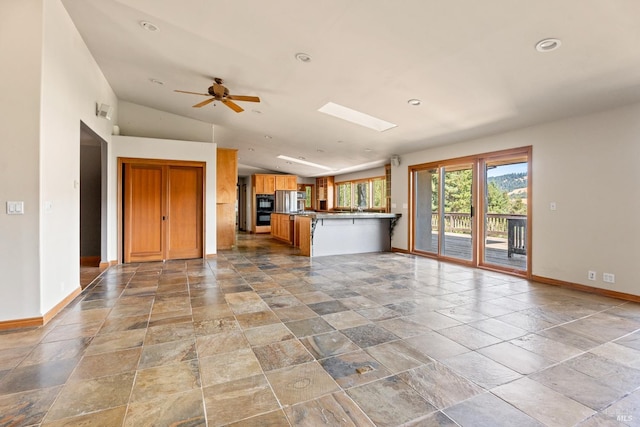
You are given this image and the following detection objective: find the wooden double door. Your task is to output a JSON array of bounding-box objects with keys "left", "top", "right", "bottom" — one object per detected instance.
[{"left": 121, "top": 159, "right": 204, "bottom": 263}]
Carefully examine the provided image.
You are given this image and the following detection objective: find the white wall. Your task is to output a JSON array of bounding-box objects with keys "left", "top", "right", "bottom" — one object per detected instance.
[
  {"left": 118, "top": 101, "right": 214, "bottom": 143},
  {"left": 0, "top": 0, "right": 44, "bottom": 320},
  {"left": 391, "top": 102, "right": 640, "bottom": 296},
  {"left": 334, "top": 166, "right": 386, "bottom": 183},
  {"left": 38, "top": 0, "right": 118, "bottom": 315},
  {"left": 108, "top": 136, "right": 217, "bottom": 261}
]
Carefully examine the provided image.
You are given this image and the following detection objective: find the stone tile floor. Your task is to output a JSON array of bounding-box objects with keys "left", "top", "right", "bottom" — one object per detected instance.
[{"left": 1, "top": 233, "right": 640, "bottom": 426}]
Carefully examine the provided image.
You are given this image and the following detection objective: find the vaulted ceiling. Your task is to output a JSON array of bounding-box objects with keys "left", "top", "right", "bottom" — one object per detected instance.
[{"left": 62, "top": 0, "right": 640, "bottom": 177}]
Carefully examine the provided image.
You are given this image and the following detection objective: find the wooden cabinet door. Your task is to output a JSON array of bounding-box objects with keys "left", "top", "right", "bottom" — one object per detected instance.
[
  {"left": 124, "top": 163, "right": 165, "bottom": 262},
  {"left": 167, "top": 166, "right": 203, "bottom": 259},
  {"left": 286, "top": 175, "right": 297, "bottom": 190},
  {"left": 123, "top": 160, "right": 204, "bottom": 262},
  {"left": 275, "top": 175, "right": 287, "bottom": 191},
  {"left": 264, "top": 175, "right": 275, "bottom": 194},
  {"left": 255, "top": 174, "right": 265, "bottom": 194}
]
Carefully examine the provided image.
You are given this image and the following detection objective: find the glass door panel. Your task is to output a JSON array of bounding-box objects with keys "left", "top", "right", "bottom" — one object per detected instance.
[
  {"left": 414, "top": 168, "right": 439, "bottom": 254},
  {"left": 442, "top": 164, "right": 473, "bottom": 261},
  {"left": 482, "top": 159, "right": 528, "bottom": 271}
]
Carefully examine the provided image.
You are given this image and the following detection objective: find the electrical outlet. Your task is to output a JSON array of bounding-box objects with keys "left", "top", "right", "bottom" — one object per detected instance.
[
  {"left": 588, "top": 271, "right": 597, "bottom": 281},
  {"left": 603, "top": 273, "right": 615, "bottom": 283}
]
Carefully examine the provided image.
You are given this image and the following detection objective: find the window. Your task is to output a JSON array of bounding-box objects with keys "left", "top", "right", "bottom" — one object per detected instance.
[
  {"left": 335, "top": 177, "right": 386, "bottom": 210},
  {"left": 371, "top": 177, "right": 386, "bottom": 209},
  {"left": 298, "top": 184, "right": 315, "bottom": 209},
  {"left": 336, "top": 182, "right": 352, "bottom": 208}
]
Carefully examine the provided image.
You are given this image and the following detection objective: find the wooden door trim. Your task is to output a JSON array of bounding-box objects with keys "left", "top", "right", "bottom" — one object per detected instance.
[
  {"left": 117, "top": 157, "right": 206, "bottom": 264},
  {"left": 407, "top": 146, "right": 532, "bottom": 279}
]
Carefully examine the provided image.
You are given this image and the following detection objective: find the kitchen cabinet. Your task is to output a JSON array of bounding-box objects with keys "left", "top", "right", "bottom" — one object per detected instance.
[
  {"left": 255, "top": 174, "right": 275, "bottom": 194},
  {"left": 271, "top": 213, "right": 293, "bottom": 244},
  {"left": 316, "top": 176, "right": 334, "bottom": 211},
  {"left": 276, "top": 175, "right": 297, "bottom": 190},
  {"left": 254, "top": 174, "right": 297, "bottom": 194},
  {"left": 217, "top": 148, "right": 238, "bottom": 250}
]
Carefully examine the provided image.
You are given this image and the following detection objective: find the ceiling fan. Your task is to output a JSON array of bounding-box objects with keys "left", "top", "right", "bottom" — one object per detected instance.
[{"left": 174, "top": 78, "right": 260, "bottom": 113}]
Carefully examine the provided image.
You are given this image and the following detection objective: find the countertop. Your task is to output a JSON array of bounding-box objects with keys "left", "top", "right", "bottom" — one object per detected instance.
[{"left": 273, "top": 211, "right": 400, "bottom": 219}]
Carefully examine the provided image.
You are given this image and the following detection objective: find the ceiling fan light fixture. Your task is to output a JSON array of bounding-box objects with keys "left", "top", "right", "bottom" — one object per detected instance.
[
  {"left": 535, "top": 38, "right": 561, "bottom": 52},
  {"left": 140, "top": 21, "right": 159, "bottom": 32},
  {"left": 407, "top": 98, "right": 421, "bottom": 106},
  {"left": 295, "top": 52, "right": 312, "bottom": 63}
]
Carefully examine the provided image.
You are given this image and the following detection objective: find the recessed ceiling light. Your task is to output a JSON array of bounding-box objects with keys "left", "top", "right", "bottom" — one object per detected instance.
[
  {"left": 316, "top": 148, "right": 325, "bottom": 153},
  {"left": 252, "top": 109, "right": 262, "bottom": 114},
  {"left": 407, "top": 98, "right": 421, "bottom": 106},
  {"left": 248, "top": 148, "right": 255, "bottom": 151},
  {"left": 319, "top": 102, "right": 397, "bottom": 132},
  {"left": 364, "top": 148, "right": 372, "bottom": 152},
  {"left": 535, "top": 38, "right": 561, "bottom": 52},
  {"left": 140, "top": 21, "right": 159, "bottom": 32},
  {"left": 149, "top": 78, "right": 164, "bottom": 85},
  {"left": 264, "top": 135, "right": 272, "bottom": 140},
  {"left": 295, "top": 52, "right": 312, "bottom": 63},
  {"left": 298, "top": 156, "right": 306, "bottom": 160},
  {"left": 337, "top": 140, "right": 343, "bottom": 144},
  {"left": 286, "top": 161, "right": 292, "bottom": 165}
]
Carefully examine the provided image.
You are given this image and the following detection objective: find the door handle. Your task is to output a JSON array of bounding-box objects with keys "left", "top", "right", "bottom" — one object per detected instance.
[{"left": 162, "top": 216, "right": 166, "bottom": 221}]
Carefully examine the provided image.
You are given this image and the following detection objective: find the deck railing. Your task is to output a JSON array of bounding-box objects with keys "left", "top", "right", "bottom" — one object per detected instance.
[{"left": 431, "top": 213, "right": 526, "bottom": 238}]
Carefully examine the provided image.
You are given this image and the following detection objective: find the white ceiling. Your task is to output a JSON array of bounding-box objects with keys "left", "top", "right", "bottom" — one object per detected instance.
[{"left": 62, "top": 0, "right": 640, "bottom": 177}]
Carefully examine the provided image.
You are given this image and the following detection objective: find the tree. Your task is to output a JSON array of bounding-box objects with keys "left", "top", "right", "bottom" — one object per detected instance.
[{"left": 487, "top": 182, "right": 510, "bottom": 214}]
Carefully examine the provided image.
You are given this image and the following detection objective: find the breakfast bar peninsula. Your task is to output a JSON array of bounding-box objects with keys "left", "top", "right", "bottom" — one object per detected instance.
[{"left": 291, "top": 212, "right": 401, "bottom": 257}]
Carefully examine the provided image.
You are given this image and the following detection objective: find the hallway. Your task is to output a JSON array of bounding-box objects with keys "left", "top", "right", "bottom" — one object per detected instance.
[{"left": 1, "top": 233, "right": 639, "bottom": 426}]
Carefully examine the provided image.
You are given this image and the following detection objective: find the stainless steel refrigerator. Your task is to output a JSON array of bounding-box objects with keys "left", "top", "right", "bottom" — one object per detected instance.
[{"left": 275, "top": 190, "right": 305, "bottom": 213}]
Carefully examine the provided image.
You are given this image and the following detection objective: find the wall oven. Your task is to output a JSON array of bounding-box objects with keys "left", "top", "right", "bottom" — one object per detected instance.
[
  {"left": 256, "top": 211, "right": 272, "bottom": 226},
  {"left": 256, "top": 194, "right": 274, "bottom": 211},
  {"left": 256, "top": 194, "right": 274, "bottom": 227}
]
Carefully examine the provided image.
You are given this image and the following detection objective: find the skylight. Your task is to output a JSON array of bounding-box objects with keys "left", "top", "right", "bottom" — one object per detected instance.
[
  {"left": 277, "top": 155, "right": 335, "bottom": 171},
  {"left": 318, "top": 102, "right": 397, "bottom": 132}
]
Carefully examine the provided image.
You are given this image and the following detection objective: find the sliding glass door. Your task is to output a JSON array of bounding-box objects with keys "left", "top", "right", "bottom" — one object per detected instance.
[
  {"left": 442, "top": 164, "right": 474, "bottom": 261},
  {"left": 413, "top": 161, "right": 475, "bottom": 265},
  {"left": 480, "top": 154, "right": 529, "bottom": 273},
  {"left": 411, "top": 147, "right": 531, "bottom": 275},
  {"left": 414, "top": 168, "right": 439, "bottom": 254}
]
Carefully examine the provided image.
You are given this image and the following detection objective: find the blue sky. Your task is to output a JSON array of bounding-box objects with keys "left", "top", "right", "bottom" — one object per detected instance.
[{"left": 487, "top": 162, "right": 527, "bottom": 178}]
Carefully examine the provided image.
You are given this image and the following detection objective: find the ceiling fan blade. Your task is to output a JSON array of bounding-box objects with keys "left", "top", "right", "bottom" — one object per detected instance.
[
  {"left": 193, "top": 97, "right": 216, "bottom": 108},
  {"left": 227, "top": 95, "right": 260, "bottom": 103},
  {"left": 222, "top": 99, "right": 244, "bottom": 113},
  {"left": 175, "top": 90, "right": 210, "bottom": 96}
]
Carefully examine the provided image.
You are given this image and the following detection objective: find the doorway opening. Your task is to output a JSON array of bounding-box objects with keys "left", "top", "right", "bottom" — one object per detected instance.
[{"left": 79, "top": 122, "right": 108, "bottom": 286}]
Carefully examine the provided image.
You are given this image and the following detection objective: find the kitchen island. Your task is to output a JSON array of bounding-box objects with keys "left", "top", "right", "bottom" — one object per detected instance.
[{"left": 293, "top": 212, "right": 401, "bottom": 257}]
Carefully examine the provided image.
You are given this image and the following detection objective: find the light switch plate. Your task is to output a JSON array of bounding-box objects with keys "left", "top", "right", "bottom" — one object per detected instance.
[{"left": 6, "top": 201, "right": 24, "bottom": 215}]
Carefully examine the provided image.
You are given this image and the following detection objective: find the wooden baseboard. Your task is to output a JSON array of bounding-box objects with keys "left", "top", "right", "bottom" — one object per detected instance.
[
  {"left": 531, "top": 274, "right": 640, "bottom": 303},
  {"left": 391, "top": 247, "right": 410, "bottom": 254},
  {"left": 0, "top": 286, "right": 82, "bottom": 331},
  {"left": 0, "top": 316, "right": 43, "bottom": 330},
  {"left": 80, "top": 256, "right": 101, "bottom": 267},
  {"left": 43, "top": 287, "right": 82, "bottom": 324},
  {"left": 206, "top": 253, "right": 217, "bottom": 259}
]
